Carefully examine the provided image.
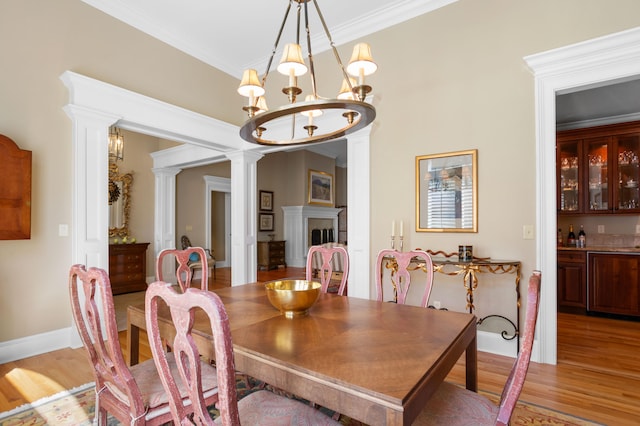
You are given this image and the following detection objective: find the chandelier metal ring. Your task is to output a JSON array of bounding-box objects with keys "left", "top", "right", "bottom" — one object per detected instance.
[{"left": 240, "top": 99, "right": 375, "bottom": 146}]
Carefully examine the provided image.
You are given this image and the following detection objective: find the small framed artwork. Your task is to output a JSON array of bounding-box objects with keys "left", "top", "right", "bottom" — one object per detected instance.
[
  {"left": 259, "top": 190, "right": 273, "bottom": 211},
  {"left": 259, "top": 213, "right": 274, "bottom": 231},
  {"left": 308, "top": 169, "right": 334, "bottom": 206}
]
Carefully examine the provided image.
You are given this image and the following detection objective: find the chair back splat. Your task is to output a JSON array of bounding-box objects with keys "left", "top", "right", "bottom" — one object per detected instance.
[
  {"left": 145, "top": 282, "right": 342, "bottom": 425},
  {"left": 69, "top": 264, "right": 218, "bottom": 425},
  {"left": 375, "top": 249, "right": 434, "bottom": 307},
  {"left": 306, "top": 243, "right": 350, "bottom": 295},
  {"left": 413, "top": 270, "right": 542, "bottom": 426},
  {"left": 157, "top": 247, "right": 208, "bottom": 292}
]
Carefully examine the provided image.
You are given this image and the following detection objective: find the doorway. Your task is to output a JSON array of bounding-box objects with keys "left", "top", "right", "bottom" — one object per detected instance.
[
  {"left": 205, "top": 176, "right": 231, "bottom": 268},
  {"left": 526, "top": 26, "right": 640, "bottom": 364}
]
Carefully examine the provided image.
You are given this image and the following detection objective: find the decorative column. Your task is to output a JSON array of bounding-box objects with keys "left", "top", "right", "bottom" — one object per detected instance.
[
  {"left": 153, "top": 167, "right": 181, "bottom": 280},
  {"left": 346, "top": 127, "right": 372, "bottom": 300},
  {"left": 63, "top": 104, "right": 118, "bottom": 270},
  {"left": 226, "top": 150, "right": 263, "bottom": 285}
]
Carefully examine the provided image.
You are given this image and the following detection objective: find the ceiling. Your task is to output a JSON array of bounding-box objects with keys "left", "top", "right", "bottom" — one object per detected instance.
[
  {"left": 83, "top": 0, "right": 640, "bottom": 163},
  {"left": 81, "top": 0, "right": 458, "bottom": 79},
  {"left": 82, "top": 0, "right": 461, "bottom": 165}
]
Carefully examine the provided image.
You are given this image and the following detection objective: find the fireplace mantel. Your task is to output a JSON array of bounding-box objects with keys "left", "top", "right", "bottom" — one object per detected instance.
[{"left": 282, "top": 206, "right": 342, "bottom": 267}]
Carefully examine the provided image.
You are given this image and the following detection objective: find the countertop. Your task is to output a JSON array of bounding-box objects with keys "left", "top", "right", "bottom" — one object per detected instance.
[{"left": 559, "top": 246, "right": 640, "bottom": 253}]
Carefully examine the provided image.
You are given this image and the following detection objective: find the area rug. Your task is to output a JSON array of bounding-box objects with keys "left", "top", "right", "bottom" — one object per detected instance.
[{"left": 0, "top": 379, "right": 602, "bottom": 426}]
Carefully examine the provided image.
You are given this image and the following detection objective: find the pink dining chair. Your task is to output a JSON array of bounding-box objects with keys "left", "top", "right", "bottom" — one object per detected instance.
[
  {"left": 413, "top": 270, "right": 542, "bottom": 425},
  {"left": 306, "top": 243, "right": 350, "bottom": 295},
  {"left": 375, "top": 249, "right": 434, "bottom": 306},
  {"left": 68, "top": 264, "right": 218, "bottom": 425},
  {"left": 156, "top": 247, "right": 209, "bottom": 292},
  {"left": 145, "top": 281, "right": 342, "bottom": 425}
]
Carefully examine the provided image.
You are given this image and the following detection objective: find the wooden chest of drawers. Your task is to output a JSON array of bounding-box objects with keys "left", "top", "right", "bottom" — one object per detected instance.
[
  {"left": 257, "top": 240, "right": 286, "bottom": 271},
  {"left": 109, "top": 243, "right": 149, "bottom": 295}
]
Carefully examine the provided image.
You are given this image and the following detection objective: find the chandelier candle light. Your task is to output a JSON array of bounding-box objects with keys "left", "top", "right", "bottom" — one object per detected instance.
[
  {"left": 237, "top": 0, "right": 377, "bottom": 146},
  {"left": 391, "top": 220, "right": 404, "bottom": 251}
]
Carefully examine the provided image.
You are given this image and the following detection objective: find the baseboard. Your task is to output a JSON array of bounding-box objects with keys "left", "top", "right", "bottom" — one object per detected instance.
[
  {"left": 0, "top": 327, "right": 74, "bottom": 363},
  {"left": 478, "top": 330, "right": 543, "bottom": 363},
  {"left": 477, "top": 330, "right": 517, "bottom": 358}
]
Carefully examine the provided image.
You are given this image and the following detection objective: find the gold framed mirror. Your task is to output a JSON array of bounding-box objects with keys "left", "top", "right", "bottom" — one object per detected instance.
[
  {"left": 109, "top": 163, "right": 133, "bottom": 238},
  {"left": 416, "top": 149, "right": 477, "bottom": 233}
]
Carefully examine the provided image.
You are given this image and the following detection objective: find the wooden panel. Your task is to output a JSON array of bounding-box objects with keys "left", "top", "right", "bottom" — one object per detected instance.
[
  {"left": 109, "top": 243, "right": 149, "bottom": 295},
  {"left": 257, "top": 240, "right": 286, "bottom": 270},
  {"left": 558, "top": 251, "right": 587, "bottom": 313},
  {"left": 0, "top": 135, "right": 31, "bottom": 239},
  {"left": 589, "top": 252, "right": 640, "bottom": 317}
]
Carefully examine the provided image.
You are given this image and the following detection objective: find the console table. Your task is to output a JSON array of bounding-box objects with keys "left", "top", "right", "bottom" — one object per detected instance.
[{"left": 382, "top": 250, "right": 522, "bottom": 347}]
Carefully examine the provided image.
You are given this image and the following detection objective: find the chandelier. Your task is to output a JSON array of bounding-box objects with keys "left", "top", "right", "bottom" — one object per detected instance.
[
  {"left": 237, "top": 0, "right": 377, "bottom": 146},
  {"left": 108, "top": 126, "right": 124, "bottom": 162}
]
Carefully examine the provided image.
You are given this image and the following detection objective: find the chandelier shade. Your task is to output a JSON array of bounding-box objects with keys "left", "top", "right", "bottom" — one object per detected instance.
[
  {"left": 237, "top": 0, "right": 377, "bottom": 146},
  {"left": 108, "top": 126, "right": 124, "bottom": 162}
]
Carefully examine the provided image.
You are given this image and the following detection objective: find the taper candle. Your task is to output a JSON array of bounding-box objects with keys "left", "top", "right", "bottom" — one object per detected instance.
[
  {"left": 400, "top": 220, "right": 404, "bottom": 237},
  {"left": 391, "top": 220, "right": 396, "bottom": 237}
]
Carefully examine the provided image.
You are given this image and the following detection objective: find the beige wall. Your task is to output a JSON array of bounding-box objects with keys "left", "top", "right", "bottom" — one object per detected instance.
[
  {"left": 113, "top": 130, "right": 162, "bottom": 276},
  {"left": 363, "top": 0, "right": 640, "bottom": 280},
  {"left": 176, "top": 162, "right": 231, "bottom": 261},
  {"left": 1, "top": 0, "right": 639, "bottom": 344},
  {"left": 0, "top": 0, "right": 239, "bottom": 341}
]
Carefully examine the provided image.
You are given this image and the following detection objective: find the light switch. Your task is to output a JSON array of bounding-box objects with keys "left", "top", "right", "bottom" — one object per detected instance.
[
  {"left": 59, "top": 224, "right": 69, "bottom": 237},
  {"left": 186, "top": 225, "right": 193, "bottom": 231},
  {"left": 522, "top": 225, "right": 534, "bottom": 240}
]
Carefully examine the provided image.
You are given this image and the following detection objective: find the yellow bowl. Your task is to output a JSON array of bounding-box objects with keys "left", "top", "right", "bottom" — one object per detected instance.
[{"left": 265, "top": 279, "right": 322, "bottom": 318}]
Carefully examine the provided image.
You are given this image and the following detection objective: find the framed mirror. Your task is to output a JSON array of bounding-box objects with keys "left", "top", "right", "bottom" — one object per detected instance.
[
  {"left": 109, "top": 163, "right": 133, "bottom": 238},
  {"left": 416, "top": 149, "right": 477, "bottom": 233}
]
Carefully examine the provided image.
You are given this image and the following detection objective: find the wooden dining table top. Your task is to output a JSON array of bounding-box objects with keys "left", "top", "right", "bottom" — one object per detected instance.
[{"left": 127, "top": 282, "right": 478, "bottom": 425}]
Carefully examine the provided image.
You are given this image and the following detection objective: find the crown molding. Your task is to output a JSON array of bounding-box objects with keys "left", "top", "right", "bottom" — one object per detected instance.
[{"left": 82, "top": 0, "right": 457, "bottom": 78}]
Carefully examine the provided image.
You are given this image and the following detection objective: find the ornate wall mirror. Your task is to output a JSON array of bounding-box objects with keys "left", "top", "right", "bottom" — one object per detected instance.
[
  {"left": 109, "top": 163, "right": 133, "bottom": 238},
  {"left": 416, "top": 149, "right": 477, "bottom": 233}
]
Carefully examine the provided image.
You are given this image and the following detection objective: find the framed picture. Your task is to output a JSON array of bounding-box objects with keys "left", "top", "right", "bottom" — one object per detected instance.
[
  {"left": 308, "top": 169, "right": 334, "bottom": 206},
  {"left": 259, "top": 190, "right": 273, "bottom": 211},
  {"left": 259, "top": 213, "right": 274, "bottom": 231},
  {"left": 415, "top": 149, "right": 478, "bottom": 233}
]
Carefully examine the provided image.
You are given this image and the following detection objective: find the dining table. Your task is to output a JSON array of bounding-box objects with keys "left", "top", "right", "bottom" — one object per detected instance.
[{"left": 127, "top": 282, "right": 477, "bottom": 426}]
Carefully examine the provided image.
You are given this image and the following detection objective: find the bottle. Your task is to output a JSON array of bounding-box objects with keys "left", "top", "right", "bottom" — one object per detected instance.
[
  {"left": 567, "top": 224, "right": 576, "bottom": 247},
  {"left": 578, "top": 225, "right": 586, "bottom": 248},
  {"left": 557, "top": 228, "right": 563, "bottom": 247}
]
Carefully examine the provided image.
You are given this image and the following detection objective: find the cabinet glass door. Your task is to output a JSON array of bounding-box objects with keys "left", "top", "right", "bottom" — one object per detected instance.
[
  {"left": 616, "top": 133, "right": 640, "bottom": 211},
  {"left": 558, "top": 141, "right": 581, "bottom": 212},
  {"left": 586, "top": 138, "right": 609, "bottom": 212}
]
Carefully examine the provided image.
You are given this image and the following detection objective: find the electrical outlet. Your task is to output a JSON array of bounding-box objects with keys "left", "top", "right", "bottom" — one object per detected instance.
[
  {"left": 433, "top": 301, "right": 441, "bottom": 309},
  {"left": 636, "top": 225, "right": 640, "bottom": 234},
  {"left": 58, "top": 224, "right": 69, "bottom": 237},
  {"left": 522, "top": 225, "right": 534, "bottom": 240},
  {"left": 598, "top": 225, "right": 605, "bottom": 234},
  {"left": 186, "top": 225, "right": 193, "bottom": 231}
]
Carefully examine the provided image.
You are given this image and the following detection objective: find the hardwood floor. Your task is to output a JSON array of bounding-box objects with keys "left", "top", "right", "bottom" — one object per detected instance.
[{"left": 2, "top": 266, "right": 639, "bottom": 425}]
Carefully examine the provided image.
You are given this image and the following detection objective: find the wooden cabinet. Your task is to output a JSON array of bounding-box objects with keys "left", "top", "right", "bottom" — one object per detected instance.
[
  {"left": 588, "top": 252, "right": 640, "bottom": 317},
  {"left": 557, "top": 121, "right": 640, "bottom": 215},
  {"left": 557, "top": 250, "right": 586, "bottom": 313},
  {"left": 109, "top": 243, "right": 149, "bottom": 295},
  {"left": 258, "top": 240, "right": 286, "bottom": 271}
]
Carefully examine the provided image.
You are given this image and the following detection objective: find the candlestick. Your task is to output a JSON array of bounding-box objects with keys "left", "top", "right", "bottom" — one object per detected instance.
[{"left": 399, "top": 236, "right": 404, "bottom": 252}]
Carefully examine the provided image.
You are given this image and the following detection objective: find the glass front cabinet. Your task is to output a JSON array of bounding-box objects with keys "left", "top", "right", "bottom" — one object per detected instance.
[{"left": 557, "top": 121, "right": 640, "bottom": 215}]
